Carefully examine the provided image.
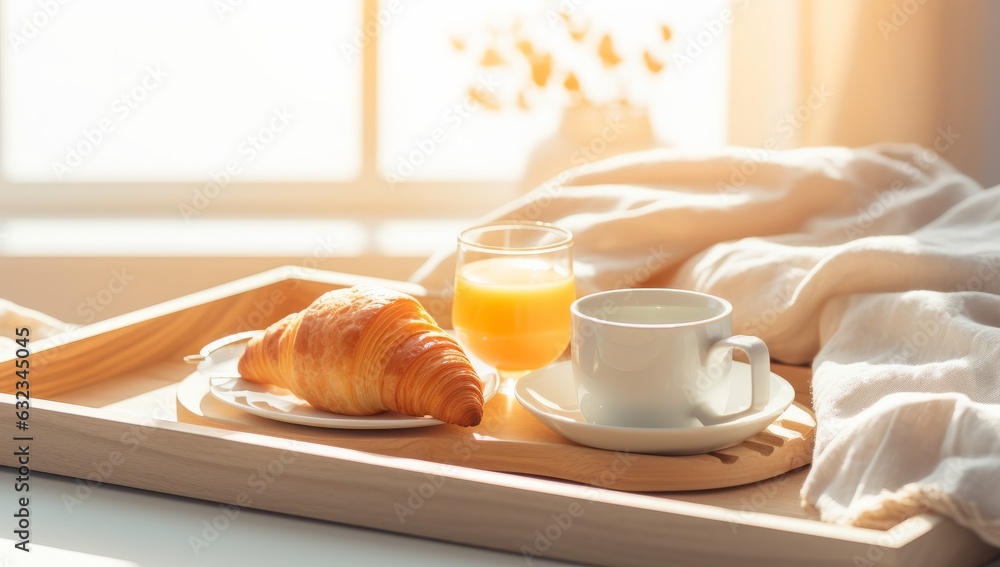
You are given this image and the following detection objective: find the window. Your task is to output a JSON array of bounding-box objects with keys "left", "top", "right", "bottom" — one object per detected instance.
[
  {"left": 379, "top": 0, "right": 729, "bottom": 182},
  {"left": 4, "top": 2, "right": 360, "bottom": 182},
  {"left": 1, "top": 0, "right": 729, "bottom": 222}
]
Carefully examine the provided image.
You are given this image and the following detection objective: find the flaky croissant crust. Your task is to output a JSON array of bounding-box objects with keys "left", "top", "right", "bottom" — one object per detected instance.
[{"left": 238, "top": 285, "right": 484, "bottom": 427}]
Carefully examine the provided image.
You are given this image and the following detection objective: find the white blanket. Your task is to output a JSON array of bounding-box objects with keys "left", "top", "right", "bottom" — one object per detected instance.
[{"left": 412, "top": 144, "right": 1000, "bottom": 546}]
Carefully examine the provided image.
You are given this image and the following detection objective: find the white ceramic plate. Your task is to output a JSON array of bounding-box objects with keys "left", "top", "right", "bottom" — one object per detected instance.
[
  {"left": 193, "top": 331, "right": 499, "bottom": 429},
  {"left": 514, "top": 360, "right": 795, "bottom": 455}
]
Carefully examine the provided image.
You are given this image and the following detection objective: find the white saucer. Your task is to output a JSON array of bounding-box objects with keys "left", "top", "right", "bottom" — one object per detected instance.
[
  {"left": 190, "top": 331, "right": 499, "bottom": 429},
  {"left": 514, "top": 360, "right": 795, "bottom": 455}
]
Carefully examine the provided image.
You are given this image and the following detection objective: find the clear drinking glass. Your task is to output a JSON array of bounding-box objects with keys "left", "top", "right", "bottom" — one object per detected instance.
[{"left": 452, "top": 221, "right": 575, "bottom": 382}]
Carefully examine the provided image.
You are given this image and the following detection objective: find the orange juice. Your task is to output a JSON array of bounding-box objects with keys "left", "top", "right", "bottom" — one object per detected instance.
[{"left": 453, "top": 257, "right": 575, "bottom": 371}]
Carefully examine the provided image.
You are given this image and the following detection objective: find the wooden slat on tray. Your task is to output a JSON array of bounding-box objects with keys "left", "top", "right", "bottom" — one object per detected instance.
[{"left": 176, "top": 370, "right": 815, "bottom": 492}]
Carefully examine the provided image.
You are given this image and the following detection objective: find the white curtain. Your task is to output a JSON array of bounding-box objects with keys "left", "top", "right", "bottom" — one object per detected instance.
[{"left": 728, "top": 0, "right": 1000, "bottom": 187}]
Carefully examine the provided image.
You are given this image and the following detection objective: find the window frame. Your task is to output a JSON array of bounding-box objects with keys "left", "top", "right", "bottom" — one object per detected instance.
[{"left": 0, "top": 0, "right": 519, "bottom": 220}]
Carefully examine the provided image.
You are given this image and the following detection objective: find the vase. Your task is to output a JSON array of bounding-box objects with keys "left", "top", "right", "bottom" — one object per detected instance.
[{"left": 520, "top": 102, "right": 658, "bottom": 193}]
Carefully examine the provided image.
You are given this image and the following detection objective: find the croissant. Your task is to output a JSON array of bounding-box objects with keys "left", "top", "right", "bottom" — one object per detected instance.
[{"left": 237, "top": 285, "right": 484, "bottom": 427}]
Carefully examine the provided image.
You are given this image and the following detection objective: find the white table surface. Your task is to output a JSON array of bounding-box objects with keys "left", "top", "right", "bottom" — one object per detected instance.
[{"left": 0, "top": 468, "right": 578, "bottom": 567}]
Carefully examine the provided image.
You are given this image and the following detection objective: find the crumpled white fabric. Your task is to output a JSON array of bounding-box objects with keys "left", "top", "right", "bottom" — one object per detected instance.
[{"left": 412, "top": 144, "right": 1000, "bottom": 546}]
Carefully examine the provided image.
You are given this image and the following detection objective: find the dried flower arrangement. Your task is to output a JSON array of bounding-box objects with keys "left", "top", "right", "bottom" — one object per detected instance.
[{"left": 452, "top": 10, "right": 673, "bottom": 112}]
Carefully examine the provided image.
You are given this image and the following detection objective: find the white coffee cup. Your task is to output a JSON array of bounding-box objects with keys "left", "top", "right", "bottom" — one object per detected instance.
[{"left": 570, "top": 288, "right": 770, "bottom": 428}]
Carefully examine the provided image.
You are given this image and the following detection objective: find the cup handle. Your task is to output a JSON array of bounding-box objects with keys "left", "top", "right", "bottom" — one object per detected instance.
[{"left": 694, "top": 335, "right": 771, "bottom": 426}]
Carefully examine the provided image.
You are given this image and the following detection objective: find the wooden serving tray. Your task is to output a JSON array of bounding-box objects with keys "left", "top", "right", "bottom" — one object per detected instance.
[{"left": 2, "top": 267, "right": 996, "bottom": 567}]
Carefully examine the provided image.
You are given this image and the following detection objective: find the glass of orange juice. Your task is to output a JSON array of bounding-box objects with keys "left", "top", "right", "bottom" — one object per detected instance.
[{"left": 452, "top": 221, "right": 575, "bottom": 382}]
